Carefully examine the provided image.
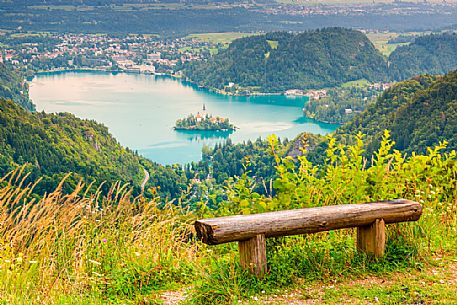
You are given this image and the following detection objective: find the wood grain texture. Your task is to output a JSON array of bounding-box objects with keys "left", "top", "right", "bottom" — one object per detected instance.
[
  {"left": 357, "top": 219, "right": 386, "bottom": 257},
  {"left": 238, "top": 234, "right": 267, "bottom": 278},
  {"left": 195, "top": 199, "right": 422, "bottom": 245}
]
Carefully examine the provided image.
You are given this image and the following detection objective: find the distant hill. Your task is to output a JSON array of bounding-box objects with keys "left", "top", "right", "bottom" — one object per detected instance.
[
  {"left": 0, "top": 99, "right": 186, "bottom": 197},
  {"left": 0, "top": 64, "right": 34, "bottom": 111},
  {"left": 184, "top": 28, "right": 389, "bottom": 93},
  {"left": 388, "top": 33, "right": 457, "bottom": 81},
  {"left": 336, "top": 71, "right": 457, "bottom": 155}
]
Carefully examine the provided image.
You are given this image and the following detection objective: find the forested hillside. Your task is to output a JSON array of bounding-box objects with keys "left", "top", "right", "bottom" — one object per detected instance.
[
  {"left": 0, "top": 64, "right": 34, "bottom": 111},
  {"left": 185, "top": 28, "right": 389, "bottom": 93},
  {"left": 185, "top": 31, "right": 457, "bottom": 94},
  {"left": 0, "top": 99, "right": 186, "bottom": 197},
  {"left": 184, "top": 138, "right": 284, "bottom": 190},
  {"left": 336, "top": 71, "right": 457, "bottom": 155},
  {"left": 388, "top": 33, "right": 457, "bottom": 80}
]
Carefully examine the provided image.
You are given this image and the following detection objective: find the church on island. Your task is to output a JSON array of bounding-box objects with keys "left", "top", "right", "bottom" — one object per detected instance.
[{"left": 174, "top": 105, "right": 236, "bottom": 131}]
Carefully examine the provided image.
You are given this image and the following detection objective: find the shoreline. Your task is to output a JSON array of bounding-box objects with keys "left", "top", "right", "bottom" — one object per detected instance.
[
  {"left": 187, "top": 82, "right": 291, "bottom": 97},
  {"left": 174, "top": 127, "right": 237, "bottom": 132},
  {"left": 29, "top": 67, "right": 160, "bottom": 81},
  {"left": 30, "top": 67, "right": 305, "bottom": 98}
]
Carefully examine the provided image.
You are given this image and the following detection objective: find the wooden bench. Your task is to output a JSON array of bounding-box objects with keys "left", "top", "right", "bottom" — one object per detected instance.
[{"left": 195, "top": 199, "right": 422, "bottom": 277}]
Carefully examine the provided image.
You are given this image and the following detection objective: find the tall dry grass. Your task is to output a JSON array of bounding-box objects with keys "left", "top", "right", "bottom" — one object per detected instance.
[{"left": 0, "top": 167, "right": 201, "bottom": 304}]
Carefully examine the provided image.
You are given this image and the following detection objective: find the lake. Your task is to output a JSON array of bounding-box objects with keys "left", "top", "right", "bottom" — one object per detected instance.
[{"left": 29, "top": 71, "right": 338, "bottom": 164}]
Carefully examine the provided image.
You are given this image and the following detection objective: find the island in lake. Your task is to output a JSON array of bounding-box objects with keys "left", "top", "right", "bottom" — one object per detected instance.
[{"left": 174, "top": 105, "right": 236, "bottom": 131}]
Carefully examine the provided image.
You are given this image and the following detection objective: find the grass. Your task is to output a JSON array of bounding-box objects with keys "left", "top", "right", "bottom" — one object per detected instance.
[
  {"left": 366, "top": 32, "right": 403, "bottom": 57},
  {"left": 341, "top": 79, "right": 372, "bottom": 88},
  {"left": 186, "top": 32, "right": 259, "bottom": 45},
  {"left": 10, "top": 32, "right": 52, "bottom": 38},
  {"left": 267, "top": 40, "right": 279, "bottom": 50},
  {"left": 242, "top": 258, "right": 457, "bottom": 304},
  {"left": 0, "top": 134, "right": 456, "bottom": 304},
  {"left": 367, "top": 31, "right": 433, "bottom": 56},
  {"left": 0, "top": 168, "right": 199, "bottom": 304}
]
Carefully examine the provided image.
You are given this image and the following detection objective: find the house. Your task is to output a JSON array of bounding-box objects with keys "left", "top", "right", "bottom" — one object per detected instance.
[
  {"left": 147, "top": 52, "right": 161, "bottom": 61},
  {"left": 305, "top": 90, "right": 328, "bottom": 100},
  {"left": 285, "top": 89, "right": 305, "bottom": 96}
]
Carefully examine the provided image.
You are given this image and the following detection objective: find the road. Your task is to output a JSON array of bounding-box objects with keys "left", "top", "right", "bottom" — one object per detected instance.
[{"left": 141, "top": 168, "right": 150, "bottom": 192}]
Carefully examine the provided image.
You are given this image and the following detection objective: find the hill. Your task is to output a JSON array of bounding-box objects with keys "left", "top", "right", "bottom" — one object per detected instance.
[
  {"left": 184, "top": 28, "right": 389, "bottom": 93},
  {"left": 0, "top": 99, "right": 186, "bottom": 197},
  {"left": 336, "top": 70, "right": 457, "bottom": 155},
  {"left": 388, "top": 33, "right": 457, "bottom": 81},
  {"left": 0, "top": 64, "right": 34, "bottom": 111}
]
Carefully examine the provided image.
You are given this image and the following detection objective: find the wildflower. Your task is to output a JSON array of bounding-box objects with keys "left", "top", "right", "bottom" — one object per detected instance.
[
  {"left": 134, "top": 252, "right": 140, "bottom": 257},
  {"left": 102, "top": 238, "right": 107, "bottom": 243},
  {"left": 29, "top": 260, "right": 38, "bottom": 264}
]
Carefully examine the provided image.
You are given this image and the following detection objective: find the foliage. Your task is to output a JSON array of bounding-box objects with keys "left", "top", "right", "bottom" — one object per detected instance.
[
  {"left": 0, "top": 99, "right": 186, "bottom": 197},
  {"left": 184, "top": 28, "right": 389, "bottom": 93},
  {"left": 0, "top": 64, "right": 34, "bottom": 111},
  {"left": 1, "top": 130, "right": 456, "bottom": 304},
  {"left": 336, "top": 70, "right": 457, "bottom": 155},
  {"left": 303, "top": 83, "right": 384, "bottom": 124},
  {"left": 388, "top": 33, "right": 457, "bottom": 81},
  {"left": 184, "top": 137, "right": 289, "bottom": 195},
  {"left": 188, "top": 132, "right": 457, "bottom": 304}
]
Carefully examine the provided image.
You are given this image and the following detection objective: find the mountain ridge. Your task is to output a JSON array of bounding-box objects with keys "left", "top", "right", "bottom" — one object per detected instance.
[{"left": 184, "top": 28, "right": 389, "bottom": 93}]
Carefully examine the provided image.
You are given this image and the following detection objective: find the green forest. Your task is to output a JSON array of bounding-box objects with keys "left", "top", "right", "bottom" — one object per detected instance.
[
  {"left": 0, "top": 64, "right": 35, "bottom": 111},
  {"left": 0, "top": 99, "right": 186, "bottom": 197},
  {"left": 184, "top": 31, "right": 457, "bottom": 94},
  {"left": 184, "top": 29, "right": 389, "bottom": 93},
  {"left": 185, "top": 70, "right": 457, "bottom": 190},
  {"left": 303, "top": 84, "right": 383, "bottom": 124},
  {"left": 388, "top": 33, "right": 457, "bottom": 80},
  {"left": 336, "top": 71, "right": 456, "bottom": 155}
]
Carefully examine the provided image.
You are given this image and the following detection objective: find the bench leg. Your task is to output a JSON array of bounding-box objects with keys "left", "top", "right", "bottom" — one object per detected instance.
[
  {"left": 238, "top": 234, "right": 267, "bottom": 278},
  {"left": 357, "top": 219, "right": 385, "bottom": 258}
]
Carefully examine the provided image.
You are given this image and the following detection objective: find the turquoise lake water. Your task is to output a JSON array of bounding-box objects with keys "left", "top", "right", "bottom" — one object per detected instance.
[{"left": 29, "top": 71, "right": 338, "bottom": 164}]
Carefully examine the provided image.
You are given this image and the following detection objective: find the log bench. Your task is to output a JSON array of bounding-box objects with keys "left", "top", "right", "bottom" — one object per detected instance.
[{"left": 194, "top": 199, "right": 422, "bottom": 277}]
